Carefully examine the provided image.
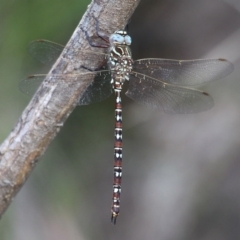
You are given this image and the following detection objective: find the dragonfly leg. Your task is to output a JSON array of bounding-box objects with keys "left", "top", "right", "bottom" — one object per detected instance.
[
  {"left": 81, "top": 62, "right": 107, "bottom": 72},
  {"left": 81, "top": 27, "right": 109, "bottom": 48},
  {"left": 81, "top": 16, "right": 110, "bottom": 49},
  {"left": 92, "top": 15, "right": 110, "bottom": 43}
]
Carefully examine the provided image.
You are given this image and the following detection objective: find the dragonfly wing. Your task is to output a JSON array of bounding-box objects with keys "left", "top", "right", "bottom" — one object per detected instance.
[
  {"left": 28, "top": 40, "right": 64, "bottom": 65},
  {"left": 126, "top": 72, "right": 214, "bottom": 114},
  {"left": 19, "top": 75, "right": 45, "bottom": 96},
  {"left": 78, "top": 70, "right": 113, "bottom": 105},
  {"left": 28, "top": 39, "right": 110, "bottom": 68},
  {"left": 133, "top": 58, "right": 233, "bottom": 86},
  {"left": 19, "top": 71, "right": 113, "bottom": 105}
]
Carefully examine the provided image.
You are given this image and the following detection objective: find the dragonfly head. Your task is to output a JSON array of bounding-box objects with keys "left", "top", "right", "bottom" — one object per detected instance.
[{"left": 109, "top": 30, "right": 132, "bottom": 46}]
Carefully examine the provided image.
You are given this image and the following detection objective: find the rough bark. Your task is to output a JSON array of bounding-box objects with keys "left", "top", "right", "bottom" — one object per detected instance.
[{"left": 0, "top": 0, "right": 140, "bottom": 217}]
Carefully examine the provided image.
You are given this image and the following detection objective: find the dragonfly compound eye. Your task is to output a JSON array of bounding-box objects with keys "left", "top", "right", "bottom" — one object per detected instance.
[
  {"left": 109, "top": 34, "right": 125, "bottom": 45},
  {"left": 124, "top": 35, "right": 132, "bottom": 45}
]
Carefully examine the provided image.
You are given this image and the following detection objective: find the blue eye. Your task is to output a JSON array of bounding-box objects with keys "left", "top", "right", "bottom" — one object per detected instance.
[
  {"left": 109, "top": 34, "right": 124, "bottom": 44},
  {"left": 124, "top": 36, "right": 131, "bottom": 45}
]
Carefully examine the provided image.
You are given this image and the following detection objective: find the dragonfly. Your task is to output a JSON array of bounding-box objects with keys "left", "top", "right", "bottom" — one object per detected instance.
[{"left": 20, "top": 27, "right": 234, "bottom": 224}]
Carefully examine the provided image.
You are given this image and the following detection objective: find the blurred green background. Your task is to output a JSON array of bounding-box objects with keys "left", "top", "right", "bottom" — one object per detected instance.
[{"left": 1, "top": 0, "right": 240, "bottom": 240}]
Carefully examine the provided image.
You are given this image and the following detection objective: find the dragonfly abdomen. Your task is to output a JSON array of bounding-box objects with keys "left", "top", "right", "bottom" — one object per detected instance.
[{"left": 111, "top": 89, "right": 123, "bottom": 224}]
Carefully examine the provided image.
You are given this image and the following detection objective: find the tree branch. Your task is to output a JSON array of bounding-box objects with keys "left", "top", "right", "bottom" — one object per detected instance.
[{"left": 0, "top": 0, "right": 140, "bottom": 217}]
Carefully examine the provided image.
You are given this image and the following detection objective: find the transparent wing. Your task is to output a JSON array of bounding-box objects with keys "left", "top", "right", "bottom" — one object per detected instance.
[
  {"left": 126, "top": 72, "right": 214, "bottom": 114},
  {"left": 28, "top": 39, "right": 64, "bottom": 65},
  {"left": 78, "top": 71, "right": 113, "bottom": 105},
  {"left": 19, "top": 71, "right": 113, "bottom": 105},
  {"left": 19, "top": 75, "right": 46, "bottom": 96},
  {"left": 133, "top": 58, "right": 233, "bottom": 86},
  {"left": 27, "top": 39, "right": 110, "bottom": 68},
  {"left": 24, "top": 39, "right": 112, "bottom": 104}
]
